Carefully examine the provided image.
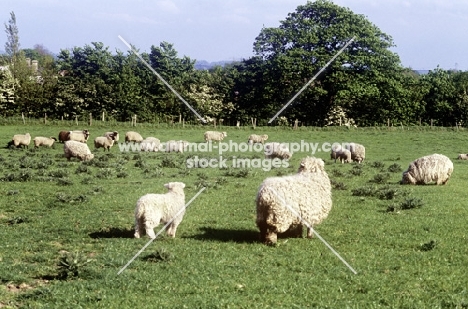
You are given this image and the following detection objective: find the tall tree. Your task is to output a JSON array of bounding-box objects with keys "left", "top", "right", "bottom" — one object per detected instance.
[{"left": 4, "top": 11, "right": 20, "bottom": 61}]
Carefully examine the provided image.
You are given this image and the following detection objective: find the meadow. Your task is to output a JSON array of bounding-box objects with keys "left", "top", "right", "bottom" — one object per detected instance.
[{"left": 0, "top": 120, "right": 467, "bottom": 308}]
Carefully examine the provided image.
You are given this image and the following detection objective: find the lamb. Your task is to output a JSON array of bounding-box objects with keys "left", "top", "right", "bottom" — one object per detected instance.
[
  {"left": 141, "top": 137, "right": 161, "bottom": 152},
  {"left": 33, "top": 136, "right": 57, "bottom": 148},
  {"left": 104, "top": 131, "right": 119, "bottom": 142},
  {"left": 63, "top": 140, "right": 94, "bottom": 161},
  {"left": 248, "top": 134, "right": 269, "bottom": 144},
  {"left": 125, "top": 131, "right": 144, "bottom": 143},
  {"left": 330, "top": 145, "right": 351, "bottom": 163},
  {"left": 344, "top": 142, "right": 365, "bottom": 163},
  {"left": 457, "top": 153, "right": 468, "bottom": 160},
  {"left": 134, "top": 182, "right": 186, "bottom": 239},
  {"left": 68, "top": 130, "right": 90, "bottom": 143},
  {"left": 94, "top": 134, "right": 116, "bottom": 151},
  {"left": 204, "top": 131, "right": 227, "bottom": 142},
  {"left": 401, "top": 153, "right": 453, "bottom": 185},
  {"left": 256, "top": 157, "right": 332, "bottom": 245},
  {"left": 165, "top": 140, "right": 189, "bottom": 153},
  {"left": 7, "top": 133, "right": 31, "bottom": 149},
  {"left": 264, "top": 142, "right": 292, "bottom": 160}
]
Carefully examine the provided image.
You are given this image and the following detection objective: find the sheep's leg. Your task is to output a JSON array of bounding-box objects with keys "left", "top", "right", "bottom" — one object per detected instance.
[
  {"left": 288, "top": 224, "right": 303, "bottom": 238},
  {"left": 166, "top": 222, "right": 178, "bottom": 238},
  {"left": 145, "top": 225, "right": 156, "bottom": 239},
  {"left": 265, "top": 229, "right": 277, "bottom": 244},
  {"left": 134, "top": 218, "right": 144, "bottom": 238},
  {"left": 257, "top": 221, "right": 268, "bottom": 243},
  {"left": 307, "top": 226, "right": 315, "bottom": 238}
]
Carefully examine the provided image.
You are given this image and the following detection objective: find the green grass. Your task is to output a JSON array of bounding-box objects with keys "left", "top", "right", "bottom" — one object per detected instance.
[{"left": 0, "top": 123, "right": 468, "bottom": 308}]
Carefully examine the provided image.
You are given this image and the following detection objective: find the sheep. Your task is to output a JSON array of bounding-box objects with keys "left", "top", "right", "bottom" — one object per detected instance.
[
  {"left": 401, "top": 154, "right": 453, "bottom": 185},
  {"left": 33, "top": 136, "right": 57, "bottom": 148},
  {"left": 134, "top": 182, "right": 186, "bottom": 239},
  {"left": 141, "top": 137, "right": 161, "bottom": 152},
  {"left": 7, "top": 133, "right": 31, "bottom": 149},
  {"left": 125, "top": 131, "right": 144, "bottom": 143},
  {"left": 264, "top": 142, "right": 292, "bottom": 160},
  {"left": 165, "top": 140, "right": 189, "bottom": 153},
  {"left": 344, "top": 142, "right": 365, "bottom": 163},
  {"left": 104, "top": 131, "right": 119, "bottom": 142},
  {"left": 248, "top": 134, "right": 269, "bottom": 144},
  {"left": 330, "top": 145, "right": 351, "bottom": 163},
  {"left": 457, "top": 153, "right": 468, "bottom": 160},
  {"left": 58, "top": 131, "right": 70, "bottom": 143},
  {"left": 256, "top": 157, "right": 332, "bottom": 245},
  {"left": 204, "top": 131, "right": 227, "bottom": 142},
  {"left": 94, "top": 134, "right": 116, "bottom": 151},
  {"left": 63, "top": 140, "right": 94, "bottom": 161},
  {"left": 68, "top": 130, "right": 90, "bottom": 143}
]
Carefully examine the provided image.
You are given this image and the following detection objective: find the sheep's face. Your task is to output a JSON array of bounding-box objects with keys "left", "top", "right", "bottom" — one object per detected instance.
[
  {"left": 401, "top": 171, "right": 411, "bottom": 184},
  {"left": 222, "top": 132, "right": 227, "bottom": 137},
  {"left": 298, "top": 157, "right": 325, "bottom": 173},
  {"left": 262, "top": 135, "right": 268, "bottom": 140},
  {"left": 164, "top": 182, "right": 186, "bottom": 191}
]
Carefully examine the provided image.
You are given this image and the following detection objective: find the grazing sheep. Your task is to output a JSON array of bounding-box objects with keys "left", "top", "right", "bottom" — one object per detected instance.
[
  {"left": 457, "top": 153, "right": 468, "bottom": 160},
  {"left": 401, "top": 154, "right": 453, "bottom": 185},
  {"left": 165, "top": 140, "right": 189, "bottom": 153},
  {"left": 344, "top": 142, "right": 365, "bottom": 163},
  {"left": 141, "top": 137, "right": 161, "bottom": 152},
  {"left": 104, "top": 131, "right": 119, "bottom": 142},
  {"left": 125, "top": 131, "right": 144, "bottom": 143},
  {"left": 64, "top": 140, "right": 94, "bottom": 161},
  {"left": 33, "top": 136, "right": 57, "bottom": 148},
  {"left": 256, "top": 157, "right": 332, "bottom": 244},
  {"left": 264, "top": 142, "right": 292, "bottom": 160},
  {"left": 68, "top": 130, "right": 90, "bottom": 143},
  {"left": 7, "top": 133, "right": 31, "bottom": 149},
  {"left": 204, "top": 131, "right": 227, "bottom": 142},
  {"left": 134, "top": 182, "right": 186, "bottom": 239},
  {"left": 58, "top": 130, "right": 70, "bottom": 143},
  {"left": 248, "top": 134, "right": 269, "bottom": 144},
  {"left": 94, "top": 134, "right": 116, "bottom": 151},
  {"left": 330, "top": 145, "right": 351, "bottom": 163}
]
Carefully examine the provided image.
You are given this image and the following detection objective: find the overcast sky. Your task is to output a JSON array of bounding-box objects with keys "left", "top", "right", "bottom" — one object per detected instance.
[{"left": 1, "top": 0, "right": 467, "bottom": 70}]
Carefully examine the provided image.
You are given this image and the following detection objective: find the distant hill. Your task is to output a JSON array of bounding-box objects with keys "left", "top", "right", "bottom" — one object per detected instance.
[{"left": 195, "top": 60, "right": 239, "bottom": 70}]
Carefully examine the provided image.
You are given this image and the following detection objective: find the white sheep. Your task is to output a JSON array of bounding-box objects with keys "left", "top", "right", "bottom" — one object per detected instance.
[
  {"left": 94, "top": 134, "right": 116, "bottom": 151},
  {"left": 134, "top": 182, "right": 186, "bottom": 239},
  {"left": 68, "top": 130, "right": 90, "bottom": 143},
  {"left": 401, "top": 153, "right": 453, "bottom": 185},
  {"left": 64, "top": 140, "right": 94, "bottom": 161},
  {"left": 204, "top": 131, "right": 227, "bottom": 142},
  {"left": 33, "top": 136, "right": 57, "bottom": 148},
  {"left": 248, "top": 134, "right": 269, "bottom": 144},
  {"left": 264, "top": 142, "right": 292, "bottom": 160},
  {"left": 141, "top": 137, "right": 161, "bottom": 152},
  {"left": 330, "top": 145, "right": 351, "bottom": 163},
  {"left": 125, "top": 131, "right": 144, "bottom": 143},
  {"left": 256, "top": 157, "right": 332, "bottom": 244},
  {"left": 104, "top": 131, "right": 119, "bottom": 142},
  {"left": 344, "top": 142, "right": 365, "bottom": 163},
  {"left": 457, "top": 153, "right": 468, "bottom": 160},
  {"left": 8, "top": 133, "right": 31, "bottom": 148}
]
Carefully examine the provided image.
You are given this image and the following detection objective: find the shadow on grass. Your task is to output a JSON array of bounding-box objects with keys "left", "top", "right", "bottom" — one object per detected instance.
[
  {"left": 89, "top": 227, "right": 134, "bottom": 239},
  {"left": 190, "top": 227, "right": 259, "bottom": 244}
]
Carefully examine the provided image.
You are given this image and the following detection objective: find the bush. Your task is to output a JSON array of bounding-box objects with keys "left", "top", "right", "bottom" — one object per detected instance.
[{"left": 57, "top": 251, "right": 93, "bottom": 280}]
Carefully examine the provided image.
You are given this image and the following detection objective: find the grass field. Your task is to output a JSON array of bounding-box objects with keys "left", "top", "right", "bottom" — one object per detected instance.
[{"left": 0, "top": 122, "right": 467, "bottom": 308}]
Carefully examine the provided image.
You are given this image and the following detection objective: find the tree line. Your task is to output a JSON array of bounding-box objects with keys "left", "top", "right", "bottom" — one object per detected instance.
[{"left": 1, "top": 1, "right": 468, "bottom": 127}]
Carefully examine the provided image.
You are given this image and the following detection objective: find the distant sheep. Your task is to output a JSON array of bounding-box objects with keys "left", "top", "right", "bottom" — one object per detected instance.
[
  {"left": 125, "top": 131, "right": 143, "bottom": 143},
  {"left": 256, "top": 157, "right": 332, "bottom": 244},
  {"left": 94, "top": 134, "right": 116, "bottom": 151},
  {"left": 33, "top": 136, "right": 57, "bottom": 148},
  {"left": 141, "top": 137, "right": 161, "bottom": 152},
  {"left": 248, "top": 134, "right": 268, "bottom": 144},
  {"left": 204, "top": 131, "right": 227, "bottom": 142},
  {"left": 7, "top": 133, "right": 31, "bottom": 149},
  {"left": 264, "top": 142, "right": 292, "bottom": 160},
  {"left": 457, "top": 153, "right": 468, "bottom": 160},
  {"left": 344, "top": 142, "right": 365, "bottom": 163},
  {"left": 64, "top": 140, "right": 94, "bottom": 161},
  {"left": 330, "top": 145, "right": 351, "bottom": 163},
  {"left": 104, "top": 131, "right": 119, "bottom": 142},
  {"left": 165, "top": 140, "right": 189, "bottom": 153},
  {"left": 68, "top": 130, "right": 90, "bottom": 143},
  {"left": 134, "top": 182, "right": 186, "bottom": 239},
  {"left": 401, "top": 154, "right": 453, "bottom": 185}
]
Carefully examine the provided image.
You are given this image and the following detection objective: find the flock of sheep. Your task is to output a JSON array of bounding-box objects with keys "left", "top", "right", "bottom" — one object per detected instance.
[{"left": 5, "top": 129, "right": 456, "bottom": 245}]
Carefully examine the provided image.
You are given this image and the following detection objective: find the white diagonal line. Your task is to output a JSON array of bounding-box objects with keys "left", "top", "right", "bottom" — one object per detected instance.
[
  {"left": 118, "top": 35, "right": 207, "bottom": 123},
  {"left": 117, "top": 187, "right": 206, "bottom": 275},
  {"left": 268, "top": 36, "right": 356, "bottom": 124},
  {"left": 268, "top": 187, "right": 357, "bottom": 274}
]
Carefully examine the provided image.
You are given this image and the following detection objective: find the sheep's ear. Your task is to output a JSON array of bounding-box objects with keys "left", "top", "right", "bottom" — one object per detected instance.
[
  {"left": 180, "top": 182, "right": 186, "bottom": 188},
  {"left": 164, "top": 183, "right": 171, "bottom": 189}
]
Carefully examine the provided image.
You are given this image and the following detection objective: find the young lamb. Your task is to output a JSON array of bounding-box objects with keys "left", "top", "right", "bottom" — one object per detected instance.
[
  {"left": 64, "top": 140, "right": 94, "bottom": 161},
  {"left": 457, "top": 153, "right": 468, "bottom": 160},
  {"left": 248, "top": 134, "right": 269, "bottom": 144},
  {"left": 68, "top": 130, "right": 90, "bottom": 143},
  {"left": 401, "top": 153, "right": 453, "bottom": 185},
  {"left": 204, "top": 131, "right": 227, "bottom": 142},
  {"left": 94, "top": 134, "right": 116, "bottom": 151},
  {"left": 104, "top": 131, "right": 119, "bottom": 142},
  {"left": 344, "top": 142, "right": 366, "bottom": 163},
  {"left": 33, "top": 136, "right": 57, "bottom": 148},
  {"left": 330, "top": 145, "right": 351, "bottom": 163},
  {"left": 7, "top": 133, "right": 31, "bottom": 149},
  {"left": 264, "top": 142, "right": 292, "bottom": 160},
  {"left": 125, "top": 131, "right": 144, "bottom": 143},
  {"left": 256, "top": 157, "right": 332, "bottom": 244},
  {"left": 134, "top": 182, "right": 186, "bottom": 239},
  {"left": 141, "top": 137, "right": 161, "bottom": 152}
]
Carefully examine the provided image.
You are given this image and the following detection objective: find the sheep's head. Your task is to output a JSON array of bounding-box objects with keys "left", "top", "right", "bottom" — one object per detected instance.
[
  {"left": 401, "top": 171, "right": 412, "bottom": 184},
  {"left": 222, "top": 132, "right": 227, "bottom": 137},
  {"left": 164, "top": 182, "right": 186, "bottom": 192},
  {"left": 298, "top": 157, "right": 325, "bottom": 174},
  {"left": 262, "top": 135, "right": 268, "bottom": 140}
]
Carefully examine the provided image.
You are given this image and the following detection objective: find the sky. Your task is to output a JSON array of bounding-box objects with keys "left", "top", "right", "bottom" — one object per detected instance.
[{"left": 1, "top": 0, "right": 467, "bottom": 70}]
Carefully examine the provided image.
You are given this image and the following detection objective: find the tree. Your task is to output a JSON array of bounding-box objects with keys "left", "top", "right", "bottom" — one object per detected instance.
[{"left": 4, "top": 11, "right": 20, "bottom": 61}]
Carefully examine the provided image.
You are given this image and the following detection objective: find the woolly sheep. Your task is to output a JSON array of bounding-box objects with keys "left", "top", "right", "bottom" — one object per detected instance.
[
  {"left": 7, "top": 133, "right": 31, "bottom": 149},
  {"left": 457, "top": 153, "right": 468, "bottom": 160},
  {"left": 58, "top": 131, "right": 70, "bottom": 143},
  {"left": 64, "top": 140, "right": 94, "bottom": 161},
  {"left": 94, "top": 134, "right": 116, "bottom": 151},
  {"left": 330, "top": 145, "right": 351, "bottom": 163},
  {"left": 204, "top": 131, "right": 227, "bottom": 142},
  {"left": 401, "top": 154, "right": 453, "bottom": 185},
  {"left": 344, "top": 142, "right": 365, "bottom": 163},
  {"left": 134, "top": 182, "right": 186, "bottom": 239},
  {"left": 68, "top": 130, "right": 90, "bottom": 143},
  {"left": 125, "top": 131, "right": 144, "bottom": 143},
  {"left": 33, "top": 136, "right": 57, "bottom": 148},
  {"left": 264, "top": 142, "right": 292, "bottom": 160},
  {"left": 141, "top": 137, "right": 161, "bottom": 152},
  {"left": 165, "top": 140, "right": 189, "bottom": 153},
  {"left": 104, "top": 131, "right": 119, "bottom": 142},
  {"left": 256, "top": 157, "right": 332, "bottom": 244},
  {"left": 248, "top": 134, "right": 269, "bottom": 144}
]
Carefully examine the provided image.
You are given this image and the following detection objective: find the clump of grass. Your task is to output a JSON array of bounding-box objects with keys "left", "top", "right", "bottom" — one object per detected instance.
[
  {"left": 7, "top": 216, "right": 29, "bottom": 225},
  {"left": 75, "top": 164, "right": 91, "bottom": 174},
  {"left": 143, "top": 248, "right": 174, "bottom": 263},
  {"left": 386, "top": 196, "right": 424, "bottom": 212},
  {"left": 48, "top": 169, "right": 69, "bottom": 178},
  {"left": 235, "top": 168, "right": 252, "bottom": 178},
  {"left": 57, "top": 177, "right": 74, "bottom": 186},
  {"left": 349, "top": 165, "right": 363, "bottom": 176},
  {"left": 331, "top": 179, "right": 347, "bottom": 190},
  {"left": 376, "top": 186, "right": 401, "bottom": 200},
  {"left": 387, "top": 163, "right": 402, "bottom": 173},
  {"left": 370, "top": 172, "right": 391, "bottom": 184},
  {"left": 96, "top": 168, "right": 115, "bottom": 179},
  {"left": 81, "top": 176, "right": 95, "bottom": 185},
  {"left": 197, "top": 172, "right": 208, "bottom": 180},
  {"left": 370, "top": 161, "right": 385, "bottom": 169},
  {"left": 19, "top": 156, "right": 34, "bottom": 169},
  {"left": 418, "top": 240, "right": 436, "bottom": 252},
  {"left": 116, "top": 171, "right": 129, "bottom": 178},
  {"left": 7, "top": 189, "right": 19, "bottom": 195},
  {"left": 1, "top": 170, "right": 34, "bottom": 182},
  {"left": 160, "top": 156, "right": 177, "bottom": 168},
  {"left": 55, "top": 193, "right": 89, "bottom": 203},
  {"left": 57, "top": 251, "right": 93, "bottom": 280},
  {"left": 331, "top": 169, "right": 345, "bottom": 177},
  {"left": 352, "top": 185, "right": 377, "bottom": 197}
]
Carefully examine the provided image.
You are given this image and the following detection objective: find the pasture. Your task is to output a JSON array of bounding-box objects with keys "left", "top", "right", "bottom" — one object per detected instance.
[{"left": 0, "top": 121, "right": 467, "bottom": 308}]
